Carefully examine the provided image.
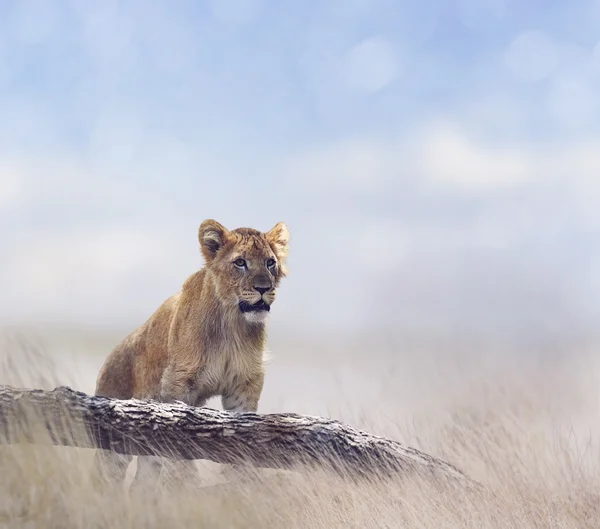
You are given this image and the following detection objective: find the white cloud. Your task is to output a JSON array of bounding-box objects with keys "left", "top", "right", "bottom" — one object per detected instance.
[
  {"left": 0, "top": 151, "right": 137, "bottom": 211},
  {"left": 561, "top": 140, "right": 600, "bottom": 185},
  {"left": 414, "top": 122, "right": 535, "bottom": 191},
  {"left": 505, "top": 30, "right": 562, "bottom": 83},
  {"left": 0, "top": 163, "right": 24, "bottom": 210},
  {"left": 594, "top": 42, "right": 600, "bottom": 67},
  {"left": 547, "top": 76, "right": 599, "bottom": 128},
  {"left": 274, "top": 213, "right": 410, "bottom": 329},
  {"left": 546, "top": 138, "right": 600, "bottom": 229},
  {"left": 503, "top": 30, "right": 600, "bottom": 129},
  {"left": 356, "top": 220, "right": 412, "bottom": 272},
  {"left": 284, "top": 112, "right": 600, "bottom": 212},
  {"left": 286, "top": 123, "right": 535, "bottom": 195},
  {"left": 1, "top": 226, "right": 194, "bottom": 325},
  {"left": 463, "top": 92, "right": 527, "bottom": 133},
  {"left": 285, "top": 138, "right": 401, "bottom": 192},
  {"left": 341, "top": 36, "right": 399, "bottom": 93}
]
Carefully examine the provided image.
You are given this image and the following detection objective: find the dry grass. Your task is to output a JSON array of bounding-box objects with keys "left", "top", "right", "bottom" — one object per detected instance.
[{"left": 1, "top": 328, "right": 600, "bottom": 528}]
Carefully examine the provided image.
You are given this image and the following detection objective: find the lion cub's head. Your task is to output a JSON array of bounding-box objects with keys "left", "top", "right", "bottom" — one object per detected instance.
[{"left": 198, "top": 219, "right": 290, "bottom": 323}]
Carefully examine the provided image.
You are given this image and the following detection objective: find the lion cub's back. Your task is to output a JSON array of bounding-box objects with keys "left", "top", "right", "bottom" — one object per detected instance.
[
  {"left": 130, "top": 293, "right": 180, "bottom": 398},
  {"left": 95, "top": 292, "right": 179, "bottom": 399}
]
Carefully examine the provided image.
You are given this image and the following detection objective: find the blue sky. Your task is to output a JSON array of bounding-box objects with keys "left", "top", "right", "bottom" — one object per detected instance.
[{"left": 1, "top": 0, "right": 600, "bottom": 337}]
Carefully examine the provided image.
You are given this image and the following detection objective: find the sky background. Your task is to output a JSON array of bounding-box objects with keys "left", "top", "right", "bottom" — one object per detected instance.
[{"left": 1, "top": 0, "right": 600, "bottom": 339}]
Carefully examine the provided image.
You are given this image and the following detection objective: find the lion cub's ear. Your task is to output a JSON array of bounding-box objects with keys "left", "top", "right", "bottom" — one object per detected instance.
[
  {"left": 266, "top": 222, "right": 290, "bottom": 261},
  {"left": 199, "top": 219, "right": 230, "bottom": 263}
]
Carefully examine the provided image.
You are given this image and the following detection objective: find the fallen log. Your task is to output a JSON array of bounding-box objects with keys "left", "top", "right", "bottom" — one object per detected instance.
[{"left": 0, "top": 384, "right": 476, "bottom": 489}]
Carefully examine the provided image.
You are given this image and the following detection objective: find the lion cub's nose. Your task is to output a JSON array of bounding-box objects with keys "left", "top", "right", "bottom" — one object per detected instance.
[{"left": 254, "top": 286, "right": 270, "bottom": 295}]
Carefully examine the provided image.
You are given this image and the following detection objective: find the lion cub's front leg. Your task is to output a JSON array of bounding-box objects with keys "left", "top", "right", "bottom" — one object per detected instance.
[
  {"left": 130, "top": 362, "right": 202, "bottom": 492},
  {"left": 219, "top": 372, "right": 265, "bottom": 481},
  {"left": 221, "top": 371, "right": 265, "bottom": 414}
]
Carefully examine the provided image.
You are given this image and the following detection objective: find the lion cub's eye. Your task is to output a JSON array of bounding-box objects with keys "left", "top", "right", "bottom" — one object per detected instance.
[
  {"left": 266, "top": 258, "right": 276, "bottom": 268},
  {"left": 233, "top": 258, "right": 247, "bottom": 268}
]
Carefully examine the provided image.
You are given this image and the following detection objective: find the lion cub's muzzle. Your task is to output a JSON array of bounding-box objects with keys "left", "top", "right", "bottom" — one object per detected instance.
[{"left": 238, "top": 285, "right": 275, "bottom": 314}]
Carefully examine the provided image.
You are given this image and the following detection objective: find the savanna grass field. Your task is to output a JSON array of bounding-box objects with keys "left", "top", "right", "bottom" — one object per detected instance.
[{"left": 1, "top": 326, "right": 600, "bottom": 528}]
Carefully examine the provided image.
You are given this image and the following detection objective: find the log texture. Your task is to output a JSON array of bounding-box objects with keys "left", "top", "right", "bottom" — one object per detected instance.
[{"left": 0, "top": 385, "right": 475, "bottom": 488}]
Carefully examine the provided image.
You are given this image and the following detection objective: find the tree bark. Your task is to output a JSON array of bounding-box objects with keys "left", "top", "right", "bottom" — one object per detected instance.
[{"left": 0, "top": 385, "right": 476, "bottom": 488}]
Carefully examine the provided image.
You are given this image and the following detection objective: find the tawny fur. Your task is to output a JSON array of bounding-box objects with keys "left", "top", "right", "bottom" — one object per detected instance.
[{"left": 93, "top": 219, "right": 290, "bottom": 486}]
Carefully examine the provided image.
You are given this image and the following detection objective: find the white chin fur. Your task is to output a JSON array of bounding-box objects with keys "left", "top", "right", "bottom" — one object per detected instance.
[{"left": 243, "top": 311, "right": 270, "bottom": 324}]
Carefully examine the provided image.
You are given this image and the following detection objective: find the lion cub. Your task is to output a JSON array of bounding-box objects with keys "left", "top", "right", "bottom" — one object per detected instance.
[{"left": 93, "top": 219, "right": 290, "bottom": 487}]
